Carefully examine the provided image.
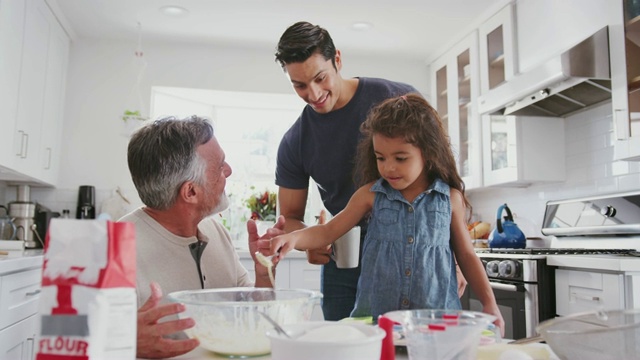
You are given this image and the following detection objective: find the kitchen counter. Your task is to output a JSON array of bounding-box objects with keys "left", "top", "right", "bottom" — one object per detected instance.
[
  {"left": 0, "top": 249, "right": 43, "bottom": 274},
  {"left": 547, "top": 254, "right": 640, "bottom": 272},
  {"left": 170, "top": 343, "right": 559, "bottom": 359}
]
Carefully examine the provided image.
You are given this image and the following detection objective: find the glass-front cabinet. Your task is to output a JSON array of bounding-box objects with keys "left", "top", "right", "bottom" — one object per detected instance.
[
  {"left": 430, "top": 32, "right": 482, "bottom": 189},
  {"left": 612, "top": 0, "right": 640, "bottom": 161},
  {"left": 482, "top": 115, "right": 565, "bottom": 187},
  {"left": 478, "top": 3, "right": 517, "bottom": 95}
]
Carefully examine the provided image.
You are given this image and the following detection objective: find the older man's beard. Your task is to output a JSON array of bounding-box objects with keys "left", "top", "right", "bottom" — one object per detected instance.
[{"left": 209, "top": 191, "right": 230, "bottom": 216}]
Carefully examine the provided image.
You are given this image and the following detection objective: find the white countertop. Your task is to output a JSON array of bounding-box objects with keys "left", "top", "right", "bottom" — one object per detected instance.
[
  {"left": 0, "top": 249, "right": 44, "bottom": 274},
  {"left": 547, "top": 254, "right": 640, "bottom": 272},
  {"left": 169, "top": 343, "right": 559, "bottom": 360}
]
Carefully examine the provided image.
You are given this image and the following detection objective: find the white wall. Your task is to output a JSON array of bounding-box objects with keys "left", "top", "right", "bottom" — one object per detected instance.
[{"left": 1, "top": 39, "right": 428, "bottom": 215}]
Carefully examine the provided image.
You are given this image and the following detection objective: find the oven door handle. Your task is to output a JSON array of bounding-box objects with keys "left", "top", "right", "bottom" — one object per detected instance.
[{"left": 488, "top": 281, "right": 524, "bottom": 292}]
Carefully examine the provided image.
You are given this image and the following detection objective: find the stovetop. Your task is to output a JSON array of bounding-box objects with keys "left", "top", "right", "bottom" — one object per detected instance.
[{"left": 476, "top": 248, "right": 636, "bottom": 255}]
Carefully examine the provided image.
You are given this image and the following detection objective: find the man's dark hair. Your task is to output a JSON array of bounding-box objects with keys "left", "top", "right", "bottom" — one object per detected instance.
[{"left": 274, "top": 21, "right": 337, "bottom": 70}]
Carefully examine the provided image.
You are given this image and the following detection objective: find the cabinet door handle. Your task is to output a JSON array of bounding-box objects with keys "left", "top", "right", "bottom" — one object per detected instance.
[
  {"left": 45, "top": 147, "right": 52, "bottom": 169},
  {"left": 489, "top": 281, "right": 519, "bottom": 292},
  {"left": 20, "top": 132, "right": 29, "bottom": 159},
  {"left": 26, "top": 289, "right": 41, "bottom": 296},
  {"left": 571, "top": 292, "right": 600, "bottom": 302},
  {"left": 16, "top": 130, "right": 25, "bottom": 156},
  {"left": 614, "top": 109, "right": 629, "bottom": 141},
  {"left": 27, "top": 337, "right": 35, "bottom": 360}
]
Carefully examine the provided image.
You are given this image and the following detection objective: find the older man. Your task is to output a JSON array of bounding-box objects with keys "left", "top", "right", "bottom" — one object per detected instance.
[{"left": 120, "top": 116, "right": 283, "bottom": 359}]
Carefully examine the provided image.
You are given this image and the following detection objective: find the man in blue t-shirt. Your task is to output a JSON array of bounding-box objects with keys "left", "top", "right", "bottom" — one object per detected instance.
[{"left": 273, "top": 21, "right": 467, "bottom": 320}]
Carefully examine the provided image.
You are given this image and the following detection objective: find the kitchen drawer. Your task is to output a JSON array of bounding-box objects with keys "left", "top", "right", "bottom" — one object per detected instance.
[
  {"left": 555, "top": 268, "right": 624, "bottom": 316},
  {"left": 0, "top": 268, "right": 42, "bottom": 330}
]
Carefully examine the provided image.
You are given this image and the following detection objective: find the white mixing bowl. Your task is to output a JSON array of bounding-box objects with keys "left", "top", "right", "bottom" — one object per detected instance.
[{"left": 266, "top": 321, "right": 385, "bottom": 360}]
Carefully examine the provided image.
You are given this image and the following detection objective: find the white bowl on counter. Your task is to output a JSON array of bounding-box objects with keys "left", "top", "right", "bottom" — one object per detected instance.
[{"left": 266, "top": 321, "right": 385, "bottom": 360}]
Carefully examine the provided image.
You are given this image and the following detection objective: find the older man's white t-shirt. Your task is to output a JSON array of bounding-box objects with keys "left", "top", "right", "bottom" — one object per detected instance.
[{"left": 119, "top": 207, "right": 252, "bottom": 306}]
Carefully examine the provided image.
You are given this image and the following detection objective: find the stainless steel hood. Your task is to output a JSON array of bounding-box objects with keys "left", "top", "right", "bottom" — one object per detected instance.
[
  {"left": 541, "top": 190, "right": 640, "bottom": 237},
  {"left": 478, "top": 27, "right": 611, "bottom": 117}
]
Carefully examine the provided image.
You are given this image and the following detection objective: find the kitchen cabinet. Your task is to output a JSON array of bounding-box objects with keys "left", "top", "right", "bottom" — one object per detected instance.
[
  {"left": 481, "top": 115, "right": 565, "bottom": 187},
  {"left": 612, "top": 0, "right": 640, "bottom": 161},
  {"left": 430, "top": 32, "right": 483, "bottom": 189},
  {"left": 549, "top": 255, "right": 640, "bottom": 316},
  {"left": 0, "top": 257, "right": 43, "bottom": 360},
  {"left": 555, "top": 268, "right": 624, "bottom": 316},
  {"left": 238, "top": 250, "right": 320, "bottom": 291},
  {"left": 478, "top": 2, "right": 517, "bottom": 95},
  {"left": 0, "top": 314, "right": 38, "bottom": 360},
  {"left": 36, "top": 13, "right": 69, "bottom": 186},
  {"left": 0, "top": 0, "right": 27, "bottom": 168},
  {"left": 0, "top": 0, "right": 69, "bottom": 186}
]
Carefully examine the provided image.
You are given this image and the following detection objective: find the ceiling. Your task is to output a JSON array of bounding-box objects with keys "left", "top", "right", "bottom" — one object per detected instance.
[{"left": 49, "top": 0, "right": 508, "bottom": 62}]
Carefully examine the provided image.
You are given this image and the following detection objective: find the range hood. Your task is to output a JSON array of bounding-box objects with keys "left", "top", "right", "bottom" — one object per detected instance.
[{"left": 478, "top": 27, "right": 611, "bottom": 117}]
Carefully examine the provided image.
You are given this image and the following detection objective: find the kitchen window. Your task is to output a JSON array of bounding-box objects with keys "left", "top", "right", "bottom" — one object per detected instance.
[{"left": 150, "top": 87, "right": 323, "bottom": 247}]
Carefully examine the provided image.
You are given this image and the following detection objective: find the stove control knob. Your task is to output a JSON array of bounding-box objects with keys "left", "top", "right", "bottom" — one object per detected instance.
[
  {"left": 498, "top": 260, "right": 518, "bottom": 278},
  {"left": 486, "top": 260, "right": 500, "bottom": 277},
  {"left": 600, "top": 205, "right": 617, "bottom": 218}
]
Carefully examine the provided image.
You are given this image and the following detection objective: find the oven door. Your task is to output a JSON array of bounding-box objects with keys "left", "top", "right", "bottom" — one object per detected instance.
[{"left": 461, "top": 280, "right": 538, "bottom": 340}]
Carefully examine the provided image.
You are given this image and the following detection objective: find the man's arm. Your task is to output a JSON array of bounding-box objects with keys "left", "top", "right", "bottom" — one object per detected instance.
[{"left": 278, "top": 187, "right": 308, "bottom": 232}]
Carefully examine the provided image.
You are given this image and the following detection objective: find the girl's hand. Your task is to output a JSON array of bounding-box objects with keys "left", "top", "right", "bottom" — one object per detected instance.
[
  {"left": 483, "top": 304, "right": 505, "bottom": 337},
  {"left": 456, "top": 264, "right": 468, "bottom": 297}
]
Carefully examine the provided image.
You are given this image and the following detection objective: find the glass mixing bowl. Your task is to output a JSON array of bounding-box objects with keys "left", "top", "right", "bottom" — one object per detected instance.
[
  {"left": 537, "top": 308, "right": 640, "bottom": 360},
  {"left": 384, "top": 309, "right": 496, "bottom": 360},
  {"left": 167, "top": 287, "right": 322, "bottom": 357}
]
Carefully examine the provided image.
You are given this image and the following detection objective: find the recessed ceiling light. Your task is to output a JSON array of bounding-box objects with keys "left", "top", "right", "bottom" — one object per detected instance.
[
  {"left": 159, "top": 5, "right": 189, "bottom": 17},
  {"left": 351, "top": 22, "right": 373, "bottom": 31}
]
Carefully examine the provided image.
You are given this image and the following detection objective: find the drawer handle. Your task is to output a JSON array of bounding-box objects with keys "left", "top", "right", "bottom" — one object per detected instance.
[
  {"left": 26, "top": 289, "right": 41, "bottom": 296},
  {"left": 571, "top": 292, "right": 600, "bottom": 302}
]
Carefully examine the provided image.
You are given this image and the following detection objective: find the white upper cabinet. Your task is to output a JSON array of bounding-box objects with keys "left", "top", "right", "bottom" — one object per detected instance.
[
  {"left": 612, "top": 0, "right": 640, "bottom": 161},
  {"left": 0, "top": 0, "right": 69, "bottom": 185},
  {"left": 37, "top": 10, "right": 69, "bottom": 185},
  {"left": 0, "top": 0, "right": 27, "bottom": 168},
  {"left": 482, "top": 115, "right": 565, "bottom": 187},
  {"left": 430, "top": 32, "right": 483, "bottom": 190},
  {"left": 12, "top": 0, "right": 50, "bottom": 178},
  {"left": 478, "top": 2, "right": 517, "bottom": 95}
]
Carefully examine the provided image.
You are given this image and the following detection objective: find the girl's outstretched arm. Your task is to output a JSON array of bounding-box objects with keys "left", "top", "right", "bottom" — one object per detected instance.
[
  {"left": 449, "top": 189, "right": 506, "bottom": 336},
  {"left": 266, "top": 182, "right": 376, "bottom": 260}
]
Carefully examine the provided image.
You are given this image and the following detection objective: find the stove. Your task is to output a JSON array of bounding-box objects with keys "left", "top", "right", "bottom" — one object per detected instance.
[
  {"left": 476, "top": 248, "right": 635, "bottom": 255},
  {"left": 462, "top": 191, "right": 640, "bottom": 340}
]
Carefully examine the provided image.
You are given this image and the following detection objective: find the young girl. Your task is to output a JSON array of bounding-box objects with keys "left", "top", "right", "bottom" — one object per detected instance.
[{"left": 262, "top": 93, "right": 504, "bottom": 332}]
